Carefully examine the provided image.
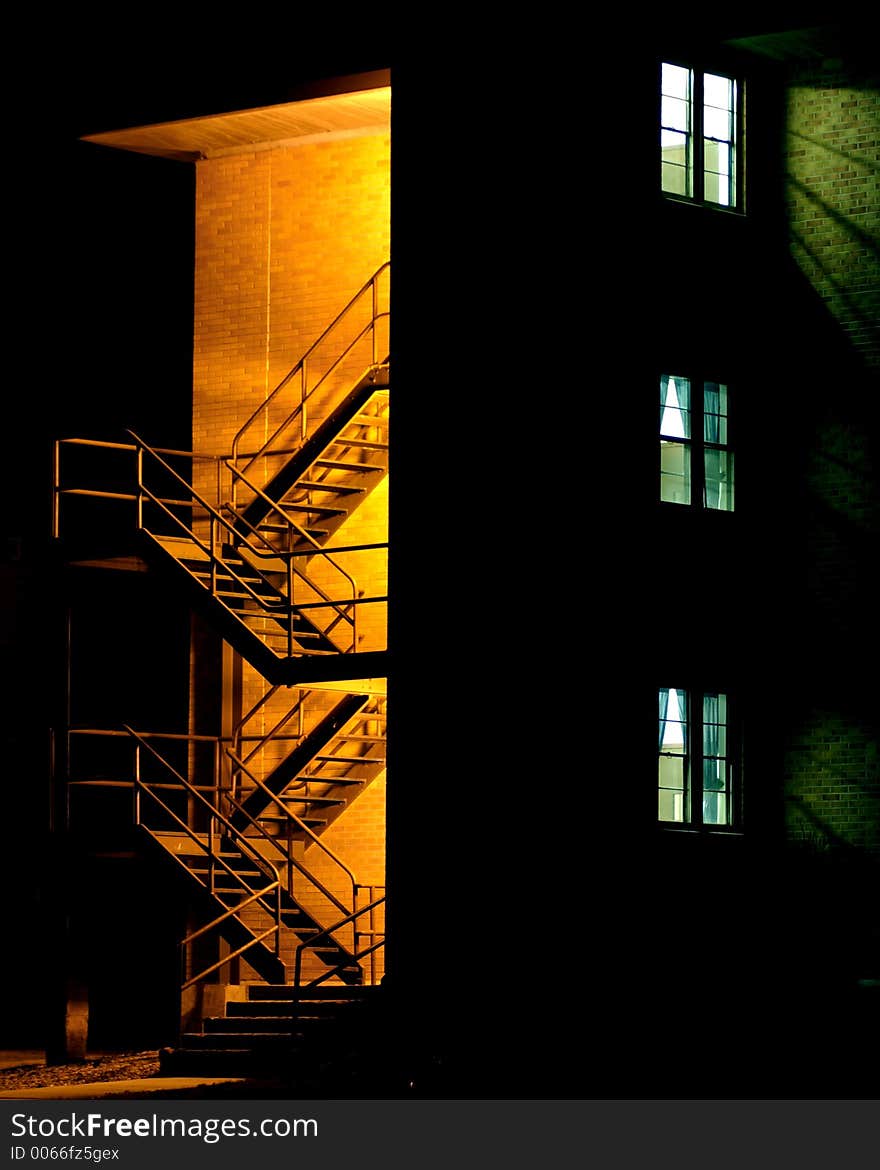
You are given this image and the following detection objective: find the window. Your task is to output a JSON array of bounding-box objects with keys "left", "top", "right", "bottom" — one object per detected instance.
[
  {"left": 658, "top": 688, "right": 738, "bottom": 828},
  {"left": 660, "top": 61, "right": 741, "bottom": 208},
  {"left": 659, "top": 374, "right": 734, "bottom": 510}
]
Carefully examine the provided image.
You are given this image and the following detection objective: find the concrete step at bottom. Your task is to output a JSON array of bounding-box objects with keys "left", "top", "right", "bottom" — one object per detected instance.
[
  {"left": 204, "top": 1016, "right": 349, "bottom": 1034},
  {"left": 159, "top": 1046, "right": 306, "bottom": 1078}
]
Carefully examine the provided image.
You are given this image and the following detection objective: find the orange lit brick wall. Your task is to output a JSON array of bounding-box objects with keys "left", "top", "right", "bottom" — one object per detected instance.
[
  {"left": 192, "top": 134, "right": 391, "bottom": 463},
  {"left": 188, "top": 128, "right": 390, "bottom": 987}
]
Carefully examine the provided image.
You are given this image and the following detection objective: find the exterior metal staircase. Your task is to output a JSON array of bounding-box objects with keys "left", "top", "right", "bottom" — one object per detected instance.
[
  {"left": 52, "top": 263, "right": 391, "bottom": 683},
  {"left": 233, "top": 366, "right": 389, "bottom": 551},
  {"left": 229, "top": 691, "right": 387, "bottom": 839},
  {"left": 160, "top": 984, "right": 384, "bottom": 1077},
  {"left": 129, "top": 724, "right": 385, "bottom": 991},
  {"left": 53, "top": 264, "right": 390, "bottom": 1074}
]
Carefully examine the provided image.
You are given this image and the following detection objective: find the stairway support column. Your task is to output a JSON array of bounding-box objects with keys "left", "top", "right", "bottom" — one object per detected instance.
[{"left": 220, "top": 641, "right": 242, "bottom": 986}]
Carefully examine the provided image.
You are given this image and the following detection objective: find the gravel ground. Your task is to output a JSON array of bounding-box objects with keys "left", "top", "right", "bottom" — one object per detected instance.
[{"left": 0, "top": 1052, "right": 161, "bottom": 1093}]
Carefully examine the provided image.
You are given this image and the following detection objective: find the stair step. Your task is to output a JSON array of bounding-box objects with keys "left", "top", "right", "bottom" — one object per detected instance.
[
  {"left": 246, "top": 984, "right": 376, "bottom": 1000},
  {"left": 277, "top": 794, "right": 347, "bottom": 806},
  {"left": 256, "top": 815, "right": 328, "bottom": 827},
  {"left": 293, "top": 479, "right": 366, "bottom": 495},
  {"left": 348, "top": 413, "right": 390, "bottom": 427},
  {"left": 252, "top": 523, "right": 330, "bottom": 537},
  {"left": 329, "top": 437, "right": 388, "bottom": 451},
  {"left": 276, "top": 501, "right": 349, "bottom": 517},
  {"left": 180, "top": 1033, "right": 300, "bottom": 1051},
  {"left": 227, "top": 999, "right": 360, "bottom": 1017},
  {"left": 313, "top": 459, "right": 384, "bottom": 473},
  {"left": 204, "top": 1016, "right": 341, "bottom": 1034},
  {"left": 298, "top": 774, "right": 365, "bottom": 786},
  {"left": 313, "top": 753, "right": 385, "bottom": 765}
]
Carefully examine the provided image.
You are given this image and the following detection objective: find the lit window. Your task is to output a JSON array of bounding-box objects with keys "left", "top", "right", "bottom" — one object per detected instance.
[
  {"left": 660, "top": 374, "right": 734, "bottom": 511},
  {"left": 661, "top": 62, "right": 741, "bottom": 208},
  {"left": 658, "top": 688, "right": 737, "bottom": 828}
]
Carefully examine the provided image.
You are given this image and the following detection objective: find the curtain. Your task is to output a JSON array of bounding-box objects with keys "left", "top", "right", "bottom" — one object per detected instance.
[
  {"left": 658, "top": 688, "right": 670, "bottom": 748},
  {"left": 704, "top": 381, "right": 721, "bottom": 508},
  {"left": 702, "top": 692, "right": 722, "bottom": 824}
]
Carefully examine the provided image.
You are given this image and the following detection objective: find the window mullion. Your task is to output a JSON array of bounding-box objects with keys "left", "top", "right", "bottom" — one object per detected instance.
[
  {"left": 693, "top": 71, "right": 705, "bottom": 203},
  {"left": 692, "top": 689, "right": 704, "bottom": 829},
  {"left": 694, "top": 373, "right": 705, "bottom": 510}
]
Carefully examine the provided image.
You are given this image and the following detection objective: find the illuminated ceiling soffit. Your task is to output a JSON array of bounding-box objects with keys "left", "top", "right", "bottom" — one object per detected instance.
[{"left": 81, "top": 83, "right": 391, "bottom": 161}]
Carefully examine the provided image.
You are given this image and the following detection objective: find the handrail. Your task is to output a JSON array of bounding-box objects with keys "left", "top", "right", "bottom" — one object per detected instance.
[
  {"left": 235, "top": 687, "right": 306, "bottom": 771},
  {"left": 222, "top": 463, "right": 358, "bottom": 650},
  {"left": 292, "top": 895, "right": 386, "bottom": 998},
  {"left": 128, "top": 428, "right": 359, "bottom": 655},
  {"left": 219, "top": 784, "right": 350, "bottom": 919},
  {"left": 232, "top": 261, "right": 389, "bottom": 468},
  {"left": 127, "top": 725, "right": 283, "bottom": 907},
  {"left": 128, "top": 724, "right": 290, "bottom": 986},
  {"left": 226, "top": 747, "right": 359, "bottom": 910},
  {"left": 129, "top": 726, "right": 356, "bottom": 964}
]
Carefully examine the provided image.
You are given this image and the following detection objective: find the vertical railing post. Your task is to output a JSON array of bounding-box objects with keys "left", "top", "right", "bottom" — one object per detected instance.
[
  {"left": 209, "top": 515, "right": 217, "bottom": 598},
  {"left": 372, "top": 272, "right": 379, "bottom": 365},
  {"left": 287, "top": 554, "right": 294, "bottom": 659},
  {"left": 52, "top": 439, "right": 61, "bottom": 539},
  {"left": 133, "top": 743, "right": 141, "bottom": 828},
  {"left": 135, "top": 443, "right": 144, "bottom": 530},
  {"left": 208, "top": 810, "right": 215, "bottom": 897}
]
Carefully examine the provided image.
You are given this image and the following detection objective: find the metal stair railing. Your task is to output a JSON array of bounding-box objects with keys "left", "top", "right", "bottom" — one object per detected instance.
[
  {"left": 222, "top": 460, "right": 374, "bottom": 651},
  {"left": 292, "top": 895, "right": 386, "bottom": 1013},
  {"left": 231, "top": 685, "right": 308, "bottom": 802},
  {"left": 231, "top": 261, "right": 390, "bottom": 504},
  {"left": 225, "top": 747, "right": 373, "bottom": 956},
  {"left": 126, "top": 725, "right": 285, "bottom": 988},
  {"left": 127, "top": 727, "right": 365, "bottom": 985},
  {"left": 127, "top": 429, "right": 361, "bottom": 658}
]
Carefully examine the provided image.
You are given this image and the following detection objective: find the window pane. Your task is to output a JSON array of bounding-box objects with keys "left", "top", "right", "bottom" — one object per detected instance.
[
  {"left": 659, "top": 788, "right": 685, "bottom": 822},
  {"left": 704, "top": 104, "right": 731, "bottom": 141},
  {"left": 704, "top": 140, "right": 730, "bottom": 176},
  {"left": 662, "top": 161, "right": 689, "bottom": 196},
  {"left": 704, "top": 449, "right": 734, "bottom": 510},
  {"left": 704, "top": 73, "right": 733, "bottom": 112},
  {"left": 662, "top": 95, "right": 690, "bottom": 132},
  {"left": 660, "top": 376, "right": 691, "bottom": 436},
  {"left": 703, "top": 382, "right": 729, "bottom": 444},
  {"left": 660, "top": 441, "right": 691, "bottom": 504},
  {"left": 661, "top": 688, "right": 688, "bottom": 748},
  {"left": 659, "top": 755, "right": 686, "bottom": 822},
  {"left": 703, "top": 791, "right": 727, "bottom": 826},
  {"left": 704, "top": 167, "right": 730, "bottom": 207},
  {"left": 662, "top": 62, "right": 691, "bottom": 99}
]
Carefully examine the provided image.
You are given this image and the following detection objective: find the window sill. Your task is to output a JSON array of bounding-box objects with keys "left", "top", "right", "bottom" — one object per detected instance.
[
  {"left": 661, "top": 193, "right": 746, "bottom": 218},
  {"left": 657, "top": 824, "right": 744, "bottom": 838}
]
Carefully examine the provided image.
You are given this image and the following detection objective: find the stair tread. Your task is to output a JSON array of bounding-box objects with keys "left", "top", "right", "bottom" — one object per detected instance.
[
  {"left": 329, "top": 437, "right": 388, "bottom": 451},
  {"left": 293, "top": 479, "right": 366, "bottom": 495},
  {"left": 298, "top": 774, "right": 365, "bottom": 785},
  {"left": 273, "top": 501, "right": 349, "bottom": 516},
  {"left": 313, "top": 753, "right": 385, "bottom": 765},
  {"left": 313, "top": 459, "right": 384, "bottom": 473},
  {"left": 274, "top": 794, "right": 347, "bottom": 806}
]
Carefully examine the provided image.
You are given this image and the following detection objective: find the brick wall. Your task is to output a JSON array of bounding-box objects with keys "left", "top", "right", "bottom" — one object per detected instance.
[
  {"left": 781, "top": 63, "right": 880, "bottom": 856},
  {"left": 193, "top": 134, "right": 391, "bottom": 460},
  {"left": 784, "top": 709, "right": 880, "bottom": 853},
  {"left": 785, "top": 67, "right": 879, "bottom": 370},
  {"left": 189, "top": 127, "right": 390, "bottom": 982}
]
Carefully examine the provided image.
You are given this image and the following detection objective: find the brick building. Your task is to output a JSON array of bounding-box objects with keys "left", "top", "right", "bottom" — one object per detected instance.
[{"left": 3, "top": 21, "right": 878, "bottom": 1096}]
